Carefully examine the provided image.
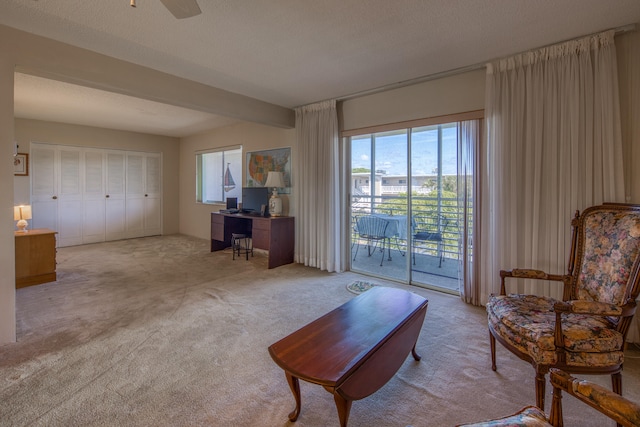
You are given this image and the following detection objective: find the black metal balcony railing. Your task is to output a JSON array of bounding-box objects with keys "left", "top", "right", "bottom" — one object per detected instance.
[{"left": 351, "top": 194, "right": 464, "bottom": 264}]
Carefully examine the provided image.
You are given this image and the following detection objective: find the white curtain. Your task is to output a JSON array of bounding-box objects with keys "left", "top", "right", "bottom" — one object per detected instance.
[
  {"left": 479, "top": 30, "right": 625, "bottom": 304},
  {"left": 617, "top": 29, "right": 640, "bottom": 342},
  {"left": 294, "top": 100, "right": 342, "bottom": 272},
  {"left": 458, "top": 119, "right": 481, "bottom": 304}
]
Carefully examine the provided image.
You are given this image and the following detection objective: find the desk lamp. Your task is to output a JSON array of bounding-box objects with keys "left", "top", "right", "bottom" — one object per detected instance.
[
  {"left": 264, "top": 171, "right": 285, "bottom": 217},
  {"left": 14, "top": 205, "right": 32, "bottom": 232}
]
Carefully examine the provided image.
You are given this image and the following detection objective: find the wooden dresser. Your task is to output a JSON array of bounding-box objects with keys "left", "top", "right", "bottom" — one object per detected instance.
[{"left": 15, "top": 228, "right": 57, "bottom": 288}]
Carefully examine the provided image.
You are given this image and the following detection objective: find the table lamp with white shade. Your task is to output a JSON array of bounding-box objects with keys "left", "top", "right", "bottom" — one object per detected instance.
[
  {"left": 14, "top": 205, "right": 32, "bottom": 232},
  {"left": 264, "top": 171, "right": 285, "bottom": 217}
]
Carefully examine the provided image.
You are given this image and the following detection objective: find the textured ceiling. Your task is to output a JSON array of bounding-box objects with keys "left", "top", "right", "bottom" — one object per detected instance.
[{"left": 3, "top": 0, "right": 640, "bottom": 137}]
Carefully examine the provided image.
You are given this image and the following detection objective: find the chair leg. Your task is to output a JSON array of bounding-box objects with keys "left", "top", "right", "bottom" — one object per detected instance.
[
  {"left": 549, "top": 382, "right": 564, "bottom": 427},
  {"left": 386, "top": 238, "right": 392, "bottom": 261},
  {"left": 489, "top": 331, "right": 497, "bottom": 371},
  {"left": 393, "top": 237, "right": 405, "bottom": 257},
  {"left": 536, "top": 370, "right": 547, "bottom": 411},
  {"left": 612, "top": 372, "right": 622, "bottom": 395},
  {"left": 232, "top": 237, "right": 237, "bottom": 260}
]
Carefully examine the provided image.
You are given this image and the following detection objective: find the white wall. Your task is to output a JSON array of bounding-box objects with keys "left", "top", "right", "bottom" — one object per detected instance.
[
  {"left": 179, "top": 122, "right": 296, "bottom": 240},
  {"left": 0, "top": 60, "right": 16, "bottom": 343},
  {"left": 341, "top": 69, "right": 486, "bottom": 132}
]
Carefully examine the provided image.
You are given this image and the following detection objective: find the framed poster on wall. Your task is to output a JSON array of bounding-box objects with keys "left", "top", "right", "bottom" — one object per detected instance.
[
  {"left": 245, "top": 147, "right": 291, "bottom": 193},
  {"left": 14, "top": 153, "right": 28, "bottom": 176}
]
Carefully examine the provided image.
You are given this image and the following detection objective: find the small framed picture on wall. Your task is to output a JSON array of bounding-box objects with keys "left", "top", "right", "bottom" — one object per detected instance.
[{"left": 14, "top": 153, "right": 28, "bottom": 176}]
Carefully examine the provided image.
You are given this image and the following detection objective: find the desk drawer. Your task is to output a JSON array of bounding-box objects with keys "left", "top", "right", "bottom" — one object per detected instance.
[
  {"left": 251, "top": 218, "right": 270, "bottom": 249},
  {"left": 211, "top": 214, "right": 225, "bottom": 241}
]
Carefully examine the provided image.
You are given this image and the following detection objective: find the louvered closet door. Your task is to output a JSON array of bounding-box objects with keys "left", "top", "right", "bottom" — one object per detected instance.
[
  {"left": 144, "top": 153, "right": 162, "bottom": 236},
  {"left": 57, "top": 147, "right": 84, "bottom": 247},
  {"left": 31, "top": 144, "right": 58, "bottom": 233},
  {"left": 126, "top": 153, "right": 145, "bottom": 238},
  {"left": 83, "top": 149, "right": 106, "bottom": 244},
  {"left": 30, "top": 144, "right": 162, "bottom": 245},
  {"left": 105, "top": 152, "right": 127, "bottom": 241}
]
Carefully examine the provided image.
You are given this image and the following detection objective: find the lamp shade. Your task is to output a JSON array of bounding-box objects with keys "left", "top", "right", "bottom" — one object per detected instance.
[
  {"left": 264, "top": 171, "right": 285, "bottom": 188},
  {"left": 14, "top": 205, "right": 32, "bottom": 221}
]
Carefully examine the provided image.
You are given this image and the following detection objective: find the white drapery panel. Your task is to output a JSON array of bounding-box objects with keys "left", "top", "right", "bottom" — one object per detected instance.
[
  {"left": 294, "top": 100, "right": 341, "bottom": 272},
  {"left": 458, "top": 119, "right": 481, "bottom": 305},
  {"left": 479, "top": 30, "right": 625, "bottom": 304},
  {"left": 617, "top": 30, "right": 640, "bottom": 343}
]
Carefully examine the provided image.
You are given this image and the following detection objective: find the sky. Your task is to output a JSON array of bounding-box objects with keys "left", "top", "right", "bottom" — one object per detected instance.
[{"left": 351, "top": 125, "right": 458, "bottom": 176}]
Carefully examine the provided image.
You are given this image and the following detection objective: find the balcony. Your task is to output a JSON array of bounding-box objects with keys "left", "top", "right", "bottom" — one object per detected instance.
[{"left": 350, "top": 192, "right": 466, "bottom": 294}]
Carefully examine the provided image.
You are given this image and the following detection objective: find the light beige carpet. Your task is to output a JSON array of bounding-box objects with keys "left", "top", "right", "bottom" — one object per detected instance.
[{"left": 1, "top": 234, "right": 639, "bottom": 426}]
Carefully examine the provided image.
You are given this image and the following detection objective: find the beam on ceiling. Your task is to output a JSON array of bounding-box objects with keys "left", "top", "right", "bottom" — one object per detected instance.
[{"left": 0, "top": 24, "right": 295, "bottom": 129}]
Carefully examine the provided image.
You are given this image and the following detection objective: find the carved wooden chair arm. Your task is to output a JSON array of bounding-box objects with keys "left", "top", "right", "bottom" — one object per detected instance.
[
  {"left": 553, "top": 300, "right": 624, "bottom": 316},
  {"left": 552, "top": 300, "right": 629, "bottom": 363},
  {"left": 549, "top": 369, "right": 640, "bottom": 427},
  {"left": 498, "top": 269, "right": 570, "bottom": 295}
]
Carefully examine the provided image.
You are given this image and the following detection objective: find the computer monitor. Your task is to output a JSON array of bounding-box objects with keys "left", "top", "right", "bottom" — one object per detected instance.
[
  {"left": 241, "top": 187, "right": 269, "bottom": 215},
  {"left": 226, "top": 197, "right": 238, "bottom": 210}
]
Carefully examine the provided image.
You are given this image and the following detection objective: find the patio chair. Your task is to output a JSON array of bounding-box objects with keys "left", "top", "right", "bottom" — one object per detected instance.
[
  {"left": 486, "top": 204, "right": 640, "bottom": 412},
  {"left": 457, "top": 368, "right": 640, "bottom": 427},
  {"left": 412, "top": 213, "right": 449, "bottom": 267},
  {"left": 350, "top": 214, "right": 359, "bottom": 250},
  {"left": 353, "top": 215, "right": 390, "bottom": 266}
]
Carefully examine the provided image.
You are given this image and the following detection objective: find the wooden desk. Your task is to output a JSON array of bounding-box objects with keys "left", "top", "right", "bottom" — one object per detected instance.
[
  {"left": 211, "top": 212, "right": 294, "bottom": 269},
  {"left": 268, "top": 287, "right": 428, "bottom": 427},
  {"left": 15, "top": 228, "right": 57, "bottom": 288}
]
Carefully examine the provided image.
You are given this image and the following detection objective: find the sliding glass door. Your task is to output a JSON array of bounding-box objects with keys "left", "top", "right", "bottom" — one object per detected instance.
[
  {"left": 408, "top": 124, "right": 459, "bottom": 292},
  {"left": 351, "top": 130, "right": 410, "bottom": 282},
  {"left": 349, "top": 118, "right": 477, "bottom": 294}
]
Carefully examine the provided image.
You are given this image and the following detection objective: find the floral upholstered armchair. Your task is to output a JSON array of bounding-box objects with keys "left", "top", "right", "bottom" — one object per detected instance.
[
  {"left": 457, "top": 368, "right": 640, "bottom": 427},
  {"left": 486, "top": 204, "right": 640, "bottom": 411}
]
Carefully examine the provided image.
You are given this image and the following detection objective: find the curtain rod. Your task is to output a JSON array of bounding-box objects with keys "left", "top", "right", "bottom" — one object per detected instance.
[{"left": 318, "top": 23, "right": 636, "bottom": 105}]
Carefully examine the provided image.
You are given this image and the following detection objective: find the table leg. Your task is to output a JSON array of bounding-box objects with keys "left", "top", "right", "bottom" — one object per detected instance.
[
  {"left": 333, "top": 392, "right": 353, "bottom": 427},
  {"left": 411, "top": 343, "right": 422, "bottom": 361},
  {"left": 285, "top": 372, "right": 302, "bottom": 421}
]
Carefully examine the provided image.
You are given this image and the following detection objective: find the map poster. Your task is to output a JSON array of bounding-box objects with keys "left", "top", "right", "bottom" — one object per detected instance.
[{"left": 246, "top": 147, "right": 291, "bottom": 193}]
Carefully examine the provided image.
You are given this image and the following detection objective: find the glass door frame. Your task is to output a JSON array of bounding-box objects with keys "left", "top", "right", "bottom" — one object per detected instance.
[{"left": 345, "top": 111, "right": 481, "bottom": 294}]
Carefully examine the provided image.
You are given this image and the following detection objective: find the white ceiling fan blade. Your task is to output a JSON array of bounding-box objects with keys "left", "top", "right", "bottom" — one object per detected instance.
[{"left": 159, "top": 0, "right": 201, "bottom": 19}]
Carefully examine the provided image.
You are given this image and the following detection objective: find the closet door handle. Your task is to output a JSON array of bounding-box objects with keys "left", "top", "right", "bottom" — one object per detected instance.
[
  {"left": 106, "top": 195, "right": 110, "bottom": 198},
  {"left": 52, "top": 195, "right": 58, "bottom": 200}
]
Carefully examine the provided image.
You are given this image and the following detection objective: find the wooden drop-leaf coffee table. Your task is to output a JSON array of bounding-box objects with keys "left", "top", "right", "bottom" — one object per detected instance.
[{"left": 268, "top": 286, "right": 428, "bottom": 427}]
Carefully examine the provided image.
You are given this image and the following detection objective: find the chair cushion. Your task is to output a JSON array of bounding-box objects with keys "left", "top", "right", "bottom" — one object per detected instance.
[
  {"left": 456, "top": 406, "right": 550, "bottom": 426},
  {"left": 576, "top": 210, "right": 640, "bottom": 305},
  {"left": 487, "top": 294, "right": 624, "bottom": 366}
]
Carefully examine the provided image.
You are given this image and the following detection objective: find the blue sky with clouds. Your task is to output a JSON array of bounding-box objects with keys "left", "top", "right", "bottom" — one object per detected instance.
[{"left": 351, "top": 126, "right": 458, "bottom": 176}]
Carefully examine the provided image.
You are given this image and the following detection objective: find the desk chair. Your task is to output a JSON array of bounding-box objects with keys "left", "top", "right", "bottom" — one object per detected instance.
[{"left": 231, "top": 233, "right": 253, "bottom": 260}]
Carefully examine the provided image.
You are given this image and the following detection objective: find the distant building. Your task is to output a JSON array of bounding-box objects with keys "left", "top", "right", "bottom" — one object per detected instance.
[{"left": 352, "top": 172, "right": 452, "bottom": 195}]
